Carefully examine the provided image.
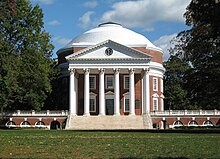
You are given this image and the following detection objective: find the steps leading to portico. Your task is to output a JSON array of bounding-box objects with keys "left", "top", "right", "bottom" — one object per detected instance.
[{"left": 65, "top": 115, "right": 153, "bottom": 130}]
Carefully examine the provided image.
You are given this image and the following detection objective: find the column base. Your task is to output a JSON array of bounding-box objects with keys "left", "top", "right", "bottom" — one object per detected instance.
[
  {"left": 70, "top": 113, "right": 77, "bottom": 116},
  {"left": 129, "top": 113, "right": 135, "bottom": 116},
  {"left": 98, "top": 113, "right": 105, "bottom": 116},
  {"left": 83, "top": 113, "right": 90, "bottom": 116},
  {"left": 113, "top": 113, "right": 120, "bottom": 116}
]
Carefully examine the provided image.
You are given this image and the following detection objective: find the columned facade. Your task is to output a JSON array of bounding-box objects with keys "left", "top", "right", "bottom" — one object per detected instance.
[{"left": 68, "top": 67, "right": 155, "bottom": 116}]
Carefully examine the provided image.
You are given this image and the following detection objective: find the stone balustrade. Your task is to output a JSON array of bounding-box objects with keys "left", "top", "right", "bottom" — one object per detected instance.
[
  {"left": 0, "top": 110, "right": 69, "bottom": 117},
  {"left": 150, "top": 110, "right": 220, "bottom": 116},
  {"left": 1, "top": 110, "right": 219, "bottom": 118}
]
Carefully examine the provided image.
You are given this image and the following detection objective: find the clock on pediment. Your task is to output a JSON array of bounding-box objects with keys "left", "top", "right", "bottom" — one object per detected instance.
[{"left": 105, "top": 48, "right": 113, "bottom": 56}]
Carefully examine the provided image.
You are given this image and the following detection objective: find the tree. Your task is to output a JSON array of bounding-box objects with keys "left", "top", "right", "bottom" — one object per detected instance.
[
  {"left": 0, "top": 0, "right": 54, "bottom": 111},
  {"left": 173, "top": 0, "right": 220, "bottom": 110},
  {"left": 164, "top": 55, "right": 194, "bottom": 110}
]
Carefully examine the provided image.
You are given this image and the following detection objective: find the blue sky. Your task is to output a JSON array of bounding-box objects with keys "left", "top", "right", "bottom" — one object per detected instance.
[{"left": 30, "top": 0, "right": 191, "bottom": 61}]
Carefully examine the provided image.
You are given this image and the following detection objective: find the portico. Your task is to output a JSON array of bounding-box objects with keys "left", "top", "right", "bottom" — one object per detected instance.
[{"left": 68, "top": 66, "right": 151, "bottom": 116}]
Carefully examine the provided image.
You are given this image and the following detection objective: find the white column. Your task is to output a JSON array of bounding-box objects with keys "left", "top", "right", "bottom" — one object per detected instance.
[
  {"left": 99, "top": 69, "right": 105, "bottom": 116},
  {"left": 69, "top": 68, "right": 76, "bottom": 115},
  {"left": 75, "top": 75, "right": 78, "bottom": 114},
  {"left": 84, "top": 68, "right": 90, "bottom": 116},
  {"left": 129, "top": 68, "right": 135, "bottom": 115},
  {"left": 143, "top": 68, "right": 150, "bottom": 114},
  {"left": 114, "top": 68, "right": 120, "bottom": 115}
]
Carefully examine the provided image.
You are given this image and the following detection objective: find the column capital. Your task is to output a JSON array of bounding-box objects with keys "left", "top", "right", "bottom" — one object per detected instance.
[
  {"left": 113, "top": 68, "right": 120, "bottom": 73},
  {"left": 68, "top": 68, "right": 75, "bottom": 74},
  {"left": 143, "top": 67, "right": 150, "bottom": 73},
  {"left": 128, "top": 68, "right": 135, "bottom": 74},
  {"left": 83, "top": 68, "right": 90, "bottom": 74},
  {"left": 98, "top": 68, "right": 105, "bottom": 73}
]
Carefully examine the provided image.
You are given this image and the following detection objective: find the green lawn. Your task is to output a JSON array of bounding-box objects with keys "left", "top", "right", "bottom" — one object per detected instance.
[{"left": 0, "top": 130, "right": 219, "bottom": 159}]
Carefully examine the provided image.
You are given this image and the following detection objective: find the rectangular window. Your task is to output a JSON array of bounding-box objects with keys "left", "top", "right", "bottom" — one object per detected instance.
[
  {"left": 89, "top": 76, "right": 96, "bottom": 89},
  {"left": 124, "top": 98, "right": 129, "bottom": 112},
  {"left": 160, "top": 78, "right": 163, "bottom": 93},
  {"left": 153, "top": 77, "right": 158, "bottom": 91},
  {"left": 90, "top": 98, "right": 96, "bottom": 112},
  {"left": 153, "top": 98, "right": 158, "bottom": 111},
  {"left": 106, "top": 75, "right": 114, "bottom": 89},
  {"left": 124, "top": 75, "right": 129, "bottom": 89}
]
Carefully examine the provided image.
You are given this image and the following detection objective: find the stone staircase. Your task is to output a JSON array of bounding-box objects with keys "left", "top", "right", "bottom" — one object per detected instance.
[{"left": 65, "top": 115, "right": 153, "bottom": 130}]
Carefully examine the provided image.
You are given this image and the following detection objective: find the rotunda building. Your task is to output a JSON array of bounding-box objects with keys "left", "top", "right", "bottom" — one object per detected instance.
[{"left": 57, "top": 22, "right": 165, "bottom": 129}]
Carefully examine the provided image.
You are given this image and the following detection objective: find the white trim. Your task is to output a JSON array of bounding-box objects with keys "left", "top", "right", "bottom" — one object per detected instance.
[
  {"left": 105, "top": 91, "right": 114, "bottom": 99},
  {"left": 160, "top": 78, "right": 163, "bottom": 93},
  {"left": 153, "top": 77, "right": 158, "bottom": 91},
  {"left": 153, "top": 97, "right": 158, "bottom": 111},
  {"left": 105, "top": 75, "right": 114, "bottom": 89},
  {"left": 152, "top": 93, "right": 159, "bottom": 98},
  {"left": 6, "top": 121, "right": 16, "bottom": 128},
  {"left": 173, "top": 120, "right": 184, "bottom": 127},
  {"left": 20, "top": 121, "right": 31, "bottom": 127},
  {"left": 89, "top": 92, "right": 97, "bottom": 112},
  {"left": 124, "top": 75, "right": 129, "bottom": 89},
  {"left": 188, "top": 120, "right": 198, "bottom": 126},
  {"left": 203, "top": 120, "right": 213, "bottom": 126},
  {"left": 89, "top": 75, "right": 96, "bottom": 89},
  {"left": 35, "top": 121, "right": 45, "bottom": 126},
  {"left": 123, "top": 92, "right": 130, "bottom": 112}
]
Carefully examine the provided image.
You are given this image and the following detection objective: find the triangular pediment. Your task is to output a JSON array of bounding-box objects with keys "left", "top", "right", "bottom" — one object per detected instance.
[{"left": 66, "top": 40, "right": 152, "bottom": 60}]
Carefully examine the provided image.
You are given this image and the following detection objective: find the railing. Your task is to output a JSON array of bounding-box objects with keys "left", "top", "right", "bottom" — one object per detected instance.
[
  {"left": 1, "top": 110, "right": 219, "bottom": 117},
  {"left": 0, "top": 110, "right": 69, "bottom": 117},
  {"left": 150, "top": 110, "right": 220, "bottom": 116}
]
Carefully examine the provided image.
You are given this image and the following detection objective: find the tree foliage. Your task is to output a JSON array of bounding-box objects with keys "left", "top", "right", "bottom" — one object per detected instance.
[
  {"left": 167, "top": 0, "right": 220, "bottom": 110},
  {"left": 164, "top": 56, "right": 192, "bottom": 110},
  {"left": 0, "top": 0, "right": 54, "bottom": 111}
]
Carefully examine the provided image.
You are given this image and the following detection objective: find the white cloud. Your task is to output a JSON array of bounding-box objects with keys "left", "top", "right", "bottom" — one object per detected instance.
[
  {"left": 82, "top": 1, "right": 98, "bottom": 8},
  {"left": 78, "top": 11, "right": 94, "bottom": 29},
  {"left": 53, "top": 36, "right": 71, "bottom": 46},
  {"left": 153, "top": 33, "right": 177, "bottom": 61},
  {"left": 48, "top": 20, "right": 60, "bottom": 26},
  {"left": 36, "top": 0, "right": 55, "bottom": 5},
  {"left": 99, "top": 0, "right": 190, "bottom": 28}
]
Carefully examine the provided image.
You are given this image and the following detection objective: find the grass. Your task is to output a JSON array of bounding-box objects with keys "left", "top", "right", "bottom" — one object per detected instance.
[{"left": 0, "top": 130, "right": 219, "bottom": 159}]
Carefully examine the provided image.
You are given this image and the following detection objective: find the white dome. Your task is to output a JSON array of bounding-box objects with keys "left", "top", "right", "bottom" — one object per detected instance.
[{"left": 66, "top": 22, "right": 158, "bottom": 49}]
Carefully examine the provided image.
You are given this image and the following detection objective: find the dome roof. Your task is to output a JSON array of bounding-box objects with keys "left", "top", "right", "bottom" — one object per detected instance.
[{"left": 66, "top": 22, "right": 160, "bottom": 50}]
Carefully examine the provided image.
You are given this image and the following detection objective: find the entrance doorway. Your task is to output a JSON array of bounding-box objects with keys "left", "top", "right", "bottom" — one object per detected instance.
[{"left": 106, "top": 99, "right": 114, "bottom": 115}]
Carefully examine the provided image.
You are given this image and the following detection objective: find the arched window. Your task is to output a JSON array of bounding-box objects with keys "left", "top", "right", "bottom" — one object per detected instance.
[
  {"left": 6, "top": 121, "right": 16, "bottom": 127},
  {"left": 36, "top": 121, "right": 45, "bottom": 126},
  {"left": 173, "top": 120, "right": 184, "bottom": 127},
  {"left": 189, "top": 120, "right": 198, "bottom": 126},
  {"left": 21, "top": 121, "right": 31, "bottom": 126},
  {"left": 204, "top": 120, "right": 213, "bottom": 126}
]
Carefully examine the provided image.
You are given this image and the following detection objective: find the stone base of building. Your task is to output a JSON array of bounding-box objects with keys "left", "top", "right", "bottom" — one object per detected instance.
[{"left": 65, "top": 114, "right": 153, "bottom": 130}]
